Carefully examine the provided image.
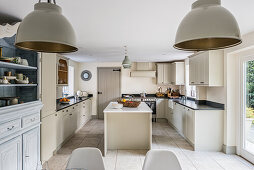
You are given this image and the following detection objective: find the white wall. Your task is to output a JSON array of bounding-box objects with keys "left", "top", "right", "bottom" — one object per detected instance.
[
  {"left": 223, "top": 31, "right": 254, "bottom": 150},
  {"left": 78, "top": 62, "right": 158, "bottom": 115},
  {"left": 206, "top": 87, "right": 225, "bottom": 104}
]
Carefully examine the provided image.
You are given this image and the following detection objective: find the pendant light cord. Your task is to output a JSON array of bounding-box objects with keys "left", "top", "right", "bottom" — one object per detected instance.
[{"left": 39, "top": 0, "right": 56, "bottom": 4}]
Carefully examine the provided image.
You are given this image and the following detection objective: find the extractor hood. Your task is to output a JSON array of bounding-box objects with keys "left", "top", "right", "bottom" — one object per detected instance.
[{"left": 130, "top": 62, "right": 156, "bottom": 78}]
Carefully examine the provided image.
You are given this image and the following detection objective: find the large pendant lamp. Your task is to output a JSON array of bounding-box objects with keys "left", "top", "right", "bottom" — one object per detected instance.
[
  {"left": 15, "top": 0, "right": 77, "bottom": 53},
  {"left": 122, "top": 46, "right": 132, "bottom": 69},
  {"left": 174, "top": 0, "right": 241, "bottom": 51}
]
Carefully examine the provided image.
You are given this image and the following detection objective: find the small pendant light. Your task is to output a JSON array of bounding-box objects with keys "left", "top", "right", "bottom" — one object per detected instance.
[
  {"left": 174, "top": 0, "right": 242, "bottom": 51},
  {"left": 122, "top": 46, "right": 132, "bottom": 69},
  {"left": 15, "top": 0, "right": 77, "bottom": 53}
]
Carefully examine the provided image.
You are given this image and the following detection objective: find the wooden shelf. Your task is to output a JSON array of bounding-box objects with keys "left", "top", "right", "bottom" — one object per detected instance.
[
  {"left": 58, "top": 70, "right": 68, "bottom": 72},
  {"left": 0, "top": 61, "right": 37, "bottom": 70},
  {"left": 0, "top": 84, "right": 37, "bottom": 87}
]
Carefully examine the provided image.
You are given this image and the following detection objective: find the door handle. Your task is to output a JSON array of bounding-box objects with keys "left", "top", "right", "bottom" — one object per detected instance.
[{"left": 98, "top": 92, "right": 102, "bottom": 94}]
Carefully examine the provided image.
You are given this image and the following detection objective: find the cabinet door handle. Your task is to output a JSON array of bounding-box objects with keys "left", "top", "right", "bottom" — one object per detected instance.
[
  {"left": 69, "top": 114, "right": 72, "bottom": 116},
  {"left": 25, "top": 156, "right": 29, "bottom": 158},
  {"left": 30, "top": 118, "right": 36, "bottom": 122},
  {"left": 7, "top": 126, "right": 15, "bottom": 131},
  {"left": 191, "top": 82, "right": 194, "bottom": 84},
  {"left": 55, "top": 114, "right": 58, "bottom": 116},
  {"left": 200, "top": 82, "right": 204, "bottom": 84},
  {"left": 73, "top": 107, "right": 75, "bottom": 109},
  {"left": 66, "top": 110, "right": 68, "bottom": 112}
]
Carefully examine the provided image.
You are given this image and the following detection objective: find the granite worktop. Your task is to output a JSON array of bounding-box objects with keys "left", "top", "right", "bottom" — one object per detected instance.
[
  {"left": 171, "top": 98, "right": 224, "bottom": 110},
  {"left": 56, "top": 95, "right": 93, "bottom": 111}
]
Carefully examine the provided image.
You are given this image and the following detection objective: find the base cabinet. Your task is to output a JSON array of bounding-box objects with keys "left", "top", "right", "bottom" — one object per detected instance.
[
  {"left": 0, "top": 101, "right": 43, "bottom": 170},
  {"left": 0, "top": 136, "right": 22, "bottom": 170},
  {"left": 23, "top": 127, "right": 40, "bottom": 170},
  {"left": 170, "top": 101, "right": 223, "bottom": 151}
]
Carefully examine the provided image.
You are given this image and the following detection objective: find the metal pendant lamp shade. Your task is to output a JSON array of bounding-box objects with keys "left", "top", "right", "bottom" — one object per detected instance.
[
  {"left": 15, "top": 1, "right": 78, "bottom": 53},
  {"left": 174, "top": 0, "right": 242, "bottom": 51},
  {"left": 122, "top": 56, "right": 132, "bottom": 69}
]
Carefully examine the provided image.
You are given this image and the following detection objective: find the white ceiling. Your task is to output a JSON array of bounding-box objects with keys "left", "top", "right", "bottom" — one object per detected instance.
[{"left": 1, "top": 0, "right": 254, "bottom": 62}]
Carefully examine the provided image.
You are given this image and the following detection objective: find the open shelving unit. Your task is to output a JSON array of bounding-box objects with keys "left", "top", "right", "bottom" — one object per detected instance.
[
  {"left": 0, "top": 84, "right": 37, "bottom": 87},
  {"left": 0, "top": 61, "right": 37, "bottom": 70}
]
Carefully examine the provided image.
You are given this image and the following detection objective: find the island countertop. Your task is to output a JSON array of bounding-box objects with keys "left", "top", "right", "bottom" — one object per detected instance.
[{"left": 104, "top": 102, "right": 152, "bottom": 113}]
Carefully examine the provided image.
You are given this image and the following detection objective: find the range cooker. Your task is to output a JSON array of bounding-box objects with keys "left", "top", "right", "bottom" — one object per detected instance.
[{"left": 123, "top": 95, "right": 157, "bottom": 122}]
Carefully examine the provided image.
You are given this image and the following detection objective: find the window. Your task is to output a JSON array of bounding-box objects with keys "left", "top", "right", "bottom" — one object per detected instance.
[{"left": 62, "top": 66, "right": 74, "bottom": 97}]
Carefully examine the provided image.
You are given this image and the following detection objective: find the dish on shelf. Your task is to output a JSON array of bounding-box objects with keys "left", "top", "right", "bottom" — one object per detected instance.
[
  {"left": 0, "top": 57, "right": 14, "bottom": 62},
  {"left": 15, "top": 79, "right": 29, "bottom": 84},
  {"left": 1, "top": 76, "right": 16, "bottom": 80}
]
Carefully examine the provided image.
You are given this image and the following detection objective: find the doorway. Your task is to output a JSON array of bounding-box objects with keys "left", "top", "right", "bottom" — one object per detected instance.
[
  {"left": 97, "top": 67, "right": 121, "bottom": 119},
  {"left": 240, "top": 56, "right": 254, "bottom": 163}
]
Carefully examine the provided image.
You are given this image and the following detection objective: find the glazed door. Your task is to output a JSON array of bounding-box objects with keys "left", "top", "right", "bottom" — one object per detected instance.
[
  {"left": 240, "top": 56, "right": 254, "bottom": 163},
  {"left": 98, "top": 68, "right": 121, "bottom": 119}
]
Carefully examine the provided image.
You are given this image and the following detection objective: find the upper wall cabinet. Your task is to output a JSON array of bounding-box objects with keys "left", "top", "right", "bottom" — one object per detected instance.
[
  {"left": 157, "top": 62, "right": 184, "bottom": 85},
  {"left": 189, "top": 50, "right": 224, "bottom": 86},
  {"left": 171, "top": 62, "right": 185, "bottom": 85},
  {"left": 157, "top": 63, "right": 170, "bottom": 85},
  {"left": 56, "top": 55, "right": 69, "bottom": 86}
]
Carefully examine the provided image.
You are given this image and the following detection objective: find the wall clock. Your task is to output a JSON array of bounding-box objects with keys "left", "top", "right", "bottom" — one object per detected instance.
[{"left": 81, "top": 70, "right": 92, "bottom": 81}]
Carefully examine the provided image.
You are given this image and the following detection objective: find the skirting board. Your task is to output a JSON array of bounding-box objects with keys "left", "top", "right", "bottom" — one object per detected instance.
[{"left": 222, "top": 144, "right": 236, "bottom": 154}]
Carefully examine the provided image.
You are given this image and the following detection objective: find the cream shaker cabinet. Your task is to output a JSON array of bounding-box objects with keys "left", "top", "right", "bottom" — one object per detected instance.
[
  {"left": 171, "top": 62, "right": 185, "bottom": 85},
  {"left": 189, "top": 50, "right": 224, "bottom": 86},
  {"left": 157, "top": 63, "right": 184, "bottom": 85},
  {"left": 171, "top": 102, "right": 223, "bottom": 151},
  {"left": 157, "top": 63, "right": 171, "bottom": 85}
]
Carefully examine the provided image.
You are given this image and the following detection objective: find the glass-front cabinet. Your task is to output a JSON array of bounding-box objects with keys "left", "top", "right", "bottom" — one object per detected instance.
[
  {"left": 0, "top": 34, "right": 39, "bottom": 107},
  {"left": 57, "top": 55, "right": 69, "bottom": 86}
]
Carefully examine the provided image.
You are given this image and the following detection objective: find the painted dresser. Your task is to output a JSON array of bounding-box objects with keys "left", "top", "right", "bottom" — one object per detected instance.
[{"left": 0, "top": 23, "right": 43, "bottom": 170}]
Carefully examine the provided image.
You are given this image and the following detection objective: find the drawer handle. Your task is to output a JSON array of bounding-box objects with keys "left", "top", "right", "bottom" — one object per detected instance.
[
  {"left": 191, "top": 82, "right": 194, "bottom": 84},
  {"left": 73, "top": 107, "right": 75, "bottom": 109},
  {"left": 7, "top": 126, "right": 15, "bottom": 131},
  {"left": 200, "top": 82, "right": 204, "bottom": 84},
  {"left": 69, "top": 114, "right": 72, "bottom": 116},
  {"left": 83, "top": 115, "right": 85, "bottom": 116},
  {"left": 66, "top": 110, "right": 68, "bottom": 112}
]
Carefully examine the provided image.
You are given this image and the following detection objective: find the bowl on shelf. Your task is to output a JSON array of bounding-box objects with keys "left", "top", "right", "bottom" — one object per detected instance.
[{"left": 15, "top": 79, "right": 29, "bottom": 84}]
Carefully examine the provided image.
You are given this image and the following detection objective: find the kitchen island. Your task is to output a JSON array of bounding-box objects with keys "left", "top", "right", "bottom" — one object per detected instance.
[{"left": 103, "top": 102, "right": 152, "bottom": 155}]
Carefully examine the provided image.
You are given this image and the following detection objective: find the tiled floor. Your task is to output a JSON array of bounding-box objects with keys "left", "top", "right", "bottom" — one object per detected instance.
[{"left": 44, "top": 119, "right": 254, "bottom": 170}]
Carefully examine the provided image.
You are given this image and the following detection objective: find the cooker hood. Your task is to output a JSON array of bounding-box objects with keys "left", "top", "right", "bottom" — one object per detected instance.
[{"left": 130, "top": 62, "right": 156, "bottom": 78}]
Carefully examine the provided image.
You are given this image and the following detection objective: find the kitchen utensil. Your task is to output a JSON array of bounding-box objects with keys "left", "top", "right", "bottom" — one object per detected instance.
[
  {"left": 81, "top": 91, "right": 89, "bottom": 97},
  {"left": 118, "top": 100, "right": 141, "bottom": 108},
  {"left": 140, "top": 91, "right": 147, "bottom": 98},
  {"left": 21, "top": 59, "right": 29, "bottom": 66},
  {"left": 0, "top": 57, "right": 14, "bottom": 62},
  {"left": 16, "top": 73, "right": 24, "bottom": 80},
  {"left": 77, "top": 90, "right": 82, "bottom": 97},
  {"left": 12, "top": 57, "right": 22, "bottom": 64},
  {"left": 1, "top": 76, "right": 9, "bottom": 84},
  {"left": 5, "top": 71, "right": 12, "bottom": 76},
  {"left": 111, "top": 102, "right": 123, "bottom": 109},
  {"left": 1, "top": 76, "right": 16, "bottom": 80},
  {"left": 10, "top": 98, "right": 19, "bottom": 105}
]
